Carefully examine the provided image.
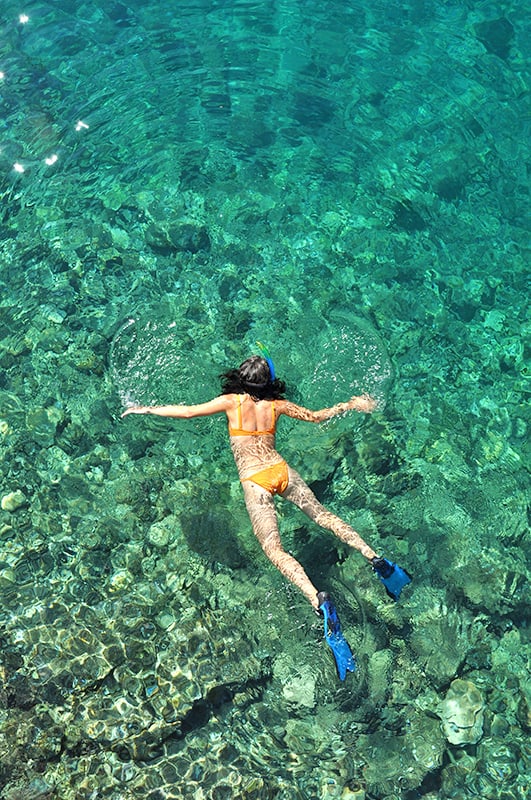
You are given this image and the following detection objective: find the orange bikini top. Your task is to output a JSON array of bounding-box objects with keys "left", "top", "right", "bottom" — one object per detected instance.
[{"left": 228, "top": 395, "right": 276, "bottom": 436}]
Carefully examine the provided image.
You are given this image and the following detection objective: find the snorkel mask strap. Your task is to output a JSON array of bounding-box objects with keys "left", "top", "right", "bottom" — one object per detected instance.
[{"left": 256, "top": 341, "right": 276, "bottom": 381}]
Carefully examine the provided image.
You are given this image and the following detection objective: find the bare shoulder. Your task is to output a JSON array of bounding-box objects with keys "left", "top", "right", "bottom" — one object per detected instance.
[
  {"left": 184, "top": 394, "right": 235, "bottom": 418},
  {"left": 213, "top": 393, "right": 238, "bottom": 410}
]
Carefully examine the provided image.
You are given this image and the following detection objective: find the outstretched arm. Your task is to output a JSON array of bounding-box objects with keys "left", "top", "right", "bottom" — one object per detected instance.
[
  {"left": 277, "top": 394, "right": 376, "bottom": 423},
  {"left": 121, "top": 395, "right": 232, "bottom": 419}
]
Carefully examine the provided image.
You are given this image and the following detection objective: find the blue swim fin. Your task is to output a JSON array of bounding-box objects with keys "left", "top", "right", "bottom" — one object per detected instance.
[
  {"left": 317, "top": 592, "right": 356, "bottom": 680},
  {"left": 372, "top": 557, "right": 412, "bottom": 601}
]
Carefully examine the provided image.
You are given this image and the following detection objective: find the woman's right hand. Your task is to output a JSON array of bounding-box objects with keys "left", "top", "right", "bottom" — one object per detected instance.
[{"left": 349, "top": 394, "right": 377, "bottom": 413}]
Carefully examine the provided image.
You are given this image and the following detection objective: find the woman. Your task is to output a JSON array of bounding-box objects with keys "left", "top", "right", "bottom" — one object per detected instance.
[{"left": 122, "top": 346, "right": 411, "bottom": 678}]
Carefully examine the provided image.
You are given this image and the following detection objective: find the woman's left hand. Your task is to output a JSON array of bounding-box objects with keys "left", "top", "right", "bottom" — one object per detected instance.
[{"left": 121, "top": 406, "right": 149, "bottom": 418}]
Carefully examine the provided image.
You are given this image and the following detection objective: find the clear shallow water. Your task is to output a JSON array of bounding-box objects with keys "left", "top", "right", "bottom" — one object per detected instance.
[{"left": 0, "top": 1, "right": 529, "bottom": 798}]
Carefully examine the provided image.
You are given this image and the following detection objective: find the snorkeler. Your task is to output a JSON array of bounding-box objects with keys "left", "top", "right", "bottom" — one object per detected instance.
[{"left": 121, "top": 344, "right": 411, "bottom": 679}]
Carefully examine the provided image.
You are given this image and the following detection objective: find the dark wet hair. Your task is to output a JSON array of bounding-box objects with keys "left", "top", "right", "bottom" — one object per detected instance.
[{"left": 220, "top": 355, "right": 286, "bottom": 400}]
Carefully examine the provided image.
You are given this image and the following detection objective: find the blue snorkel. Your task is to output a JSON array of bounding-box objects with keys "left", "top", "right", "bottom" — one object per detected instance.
[{"left": 256, "top": 341, "right": 276, "bottom": 381}]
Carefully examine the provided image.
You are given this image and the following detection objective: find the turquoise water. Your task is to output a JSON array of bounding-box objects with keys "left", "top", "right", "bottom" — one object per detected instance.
[{"left": 0, "top": 0, "right": 529, "bottom": 797}]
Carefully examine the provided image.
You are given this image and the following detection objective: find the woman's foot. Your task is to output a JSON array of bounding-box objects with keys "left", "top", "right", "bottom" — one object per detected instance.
[
  {"left": 371, "top": 557, "right": 412, "bottom": 601},
  {"left": 316, "top": 591, "right": 356, "bottom": 680}
]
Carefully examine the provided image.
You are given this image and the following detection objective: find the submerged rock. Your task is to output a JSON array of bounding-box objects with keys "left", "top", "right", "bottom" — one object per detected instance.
[
  {"left": 360, "top": 710, "right": 445, "bottom": 795},
  {"left": 1, "top": 490, "right": 28, "bottom": 512},
  {"left": 438, "top": 679, "right": 484, "bottom": 745},
  {"left": 475, "top": 17, "right": 514, "bottom": 60},
  {"left": 408, "top": 594, "right": 477, "bottom": 687},
  {"left": 273, "top": 653, "right": 316, "bottom": 709}
]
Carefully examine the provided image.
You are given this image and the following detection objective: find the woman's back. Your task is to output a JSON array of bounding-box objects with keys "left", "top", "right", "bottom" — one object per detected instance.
[
  {"left": 227, "top": 394, "right": 285, "bottom": 479},
  {"left": 227, "top": 393, "right": 276, "bottom": 437}
]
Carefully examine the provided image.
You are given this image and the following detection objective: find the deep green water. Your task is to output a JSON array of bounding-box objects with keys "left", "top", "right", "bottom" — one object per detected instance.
[{"left": 0, "top": 1, "right": 529, "bottom": 798}]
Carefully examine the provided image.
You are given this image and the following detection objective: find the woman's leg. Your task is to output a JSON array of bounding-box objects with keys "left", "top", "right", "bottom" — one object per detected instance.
[
  {"left": 281, "top": 467, "right": 378, "bottom": 560},
  {"left": 241, "top": 479, "right": 320, "bottom": 608}
]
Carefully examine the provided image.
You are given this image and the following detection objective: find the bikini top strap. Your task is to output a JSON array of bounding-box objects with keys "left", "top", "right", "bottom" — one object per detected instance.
[{"left": 236, "top": 394, "right": 243, "bottom": 429}]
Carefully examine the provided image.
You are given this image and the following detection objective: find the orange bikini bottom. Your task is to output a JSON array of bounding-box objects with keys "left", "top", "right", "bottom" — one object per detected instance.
[{"left": 242, "top": 461, "right": 289, "bottom": 495}]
